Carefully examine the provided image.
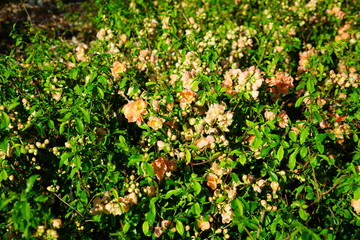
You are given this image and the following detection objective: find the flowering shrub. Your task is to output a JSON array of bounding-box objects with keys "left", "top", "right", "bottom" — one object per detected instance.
[{"left": 1, "top": 0, "right": 360, "bottom": 239}]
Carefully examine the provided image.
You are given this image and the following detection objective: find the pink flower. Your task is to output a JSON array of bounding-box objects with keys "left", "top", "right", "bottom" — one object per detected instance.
[{"left": 111, "top": 61, "right": 126, "bottom": 78}]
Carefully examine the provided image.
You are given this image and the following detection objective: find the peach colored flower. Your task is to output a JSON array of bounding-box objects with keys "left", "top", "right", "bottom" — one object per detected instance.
[
  {"left": 123, "top": 99, "right": 148, "bottom": 124},
  {"left": 76, "top": 44, "right": 88, "bottom": 62},
  {"left": 297, "top": 48, "right": 315, "bottom": 74},
  {"left": 197, "top": 216, "right": 211, "bottom": 231},
  {"left": 327, "top": 6, "right": 345, "bottom": 20},
  {"left": 319, "top": 120, "right": 331, "bottom": 129},
  {"left": 124, "top": 192, "right": 138, "bottom": 206},
  {"left": 206, "top": 173, "right": 219, "bottom": 190},
  {"left": 278, "top": 110, "right": 289, "bottom": 128},
  {"left": 351, "top": 199, "right": 360, "bottom": 214},
  {"left": 195, "top": 135, "right": 215, "bottom": 149},
  {"left": 270, "top": 181, "right": 280, "bottom": 193},
  {"left": 111, "top": 61, "right": 126, "bottom": 78},
  {"left": 147, "top": 116, "right": 165, "bottom": 130},
  {"left": 169, "top": 74, "right": 180, "bottom": 86},
  {"left": 96, "top": 28, "right": 106, "bottom": 40},
  {"left": 204, "top": 103, "right": 226, "bottom": 125},
  {"left": 104, "top": 199, "right": 128, "bottom": 215},
  {"left": 178, "top": 90, "right": 196, "bottom": 109},
  {"left": 221, "top": 203, "right": 233, "bottom": 223},
  {"left": 264, "top": 110, "right": 276, "bottom": 121},
  {"left": 152, "top": 156, "right": 177, "bottom": 181},
  {"left": 146, "top": 186, "right": 156, "bottom": 197},
  {"left": 154, "top": 226, "right": 163, "bottom": 238},
  {"left": 161, "top": 220, "right": 173, "bottom": 229},
  {"left": 52, "top": 219, "right": 62, "bottom": 229},
  {"left": 266, "top": 72, "right": 294, "bottom": 98}
]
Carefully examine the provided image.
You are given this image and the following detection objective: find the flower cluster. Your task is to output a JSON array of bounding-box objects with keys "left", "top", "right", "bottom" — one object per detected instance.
[
  {"left": 204, "top": 103, "right": 233, "bottom": 132},
  {"left": 222, "top": 66, "right": 263, "bottom": 99},
  {"left": 90, "top": 191, "right": 138, "bottom": 216}
]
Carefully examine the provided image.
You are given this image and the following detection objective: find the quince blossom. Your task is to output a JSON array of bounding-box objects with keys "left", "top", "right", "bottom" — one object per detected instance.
[
  {"left": 111, "top": 61, "right": 126, "bottom": 78},
  {"left": 123, "top": 99, "right": 148, "bottom": 124}
]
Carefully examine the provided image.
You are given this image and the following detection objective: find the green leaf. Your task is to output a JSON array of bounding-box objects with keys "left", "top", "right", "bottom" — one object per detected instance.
[
  {"left": 21, "top": 201, "right": 31, "bottom": 220},
  {"left": 147, "top": 197, "right": 157, "bottom": 225},
  {"left": 48, "top": 119, "right": 55, "bottom": 129},
  {"left": 289, "top": 131, "right": 297, "bottom": 142},
  {"left": 306, "top": 79, "right": 315, "bottom": 93},
  {"left": 300, "top": 127, "right": 309, "bottom": 144},
  {"left": 73, "top": 155, "right": 81, "bottom": 169},
  {"left": 122, "top": 221, "right": 130, "bottom": 234},
  {"left": 253, "top": 129, "right": 263, "bottom": 149},
  {"left": 176, "top": 220, "right": 185, "bottom": 236},
  {"left": 166, "top": 94, "right": 174, "bottom": 103},
  {"left": 34, "top": 195, "right": 48, "bottom": 202},
  {"left": 315, "top": 133, "right": 327, "bottom": 144},
  {"left": 354, "top": 187, "right": 360, "bottom": 199},
  {"left": 25, "top": 175, "right": 39, "bottom": 193},
  {"left": 142, "top": 221, "right": 150, "bottom": 236},
  {"left": 78, "top": 107, "right": 91, "bottom": 123},
  {"left": 58, "top": 112, "right": 72, "bottom": 122},
  {"left": 75, "top": 118, "right": 84, "bottom": 134},
  {"left": 238, "top": 153, "right": 246, "bottom": 165},
  {"left": 299, "top": 208, "right": 309, "bottom": 221},
  {"left": 192, "top": 202, "right": 202, "bottom": 215},
  {"left": 70, "top": 68, "right": 78, "bottom": 79},
  {"left": 0, "top": 168, "right": 8, "bottom": 182},
  {"left": 231, "top": 198, "right": 244, "bottom": 217},
  {"left": 185, "top": 148, "right": 191, "bottom": 163},
  {"left": 165, "top": 189, "right": 183, "bottom": 199},
  {"left": 192, "top": 181, "right": 201, "bottom": 196},
  {"left": 0, "top": 111, "right": 10, "bottom": 129},
  {"left": 276, "top": 146, "right": 284, "bottom": 161},
  {"left": 60, "top": 152, "right": 72, "bottom": 167},
  {"left": 59, "top": 122, "right": 67, "bottom": 134},
  {"left": 289, "top": 150, "right": 298, "bottom": 170},
  {"left": 300, "top": 146, "right": 307, "bottom": 158},
  {"left": 97, "top": 87, "right": 104, "bottom": 99},
  {"left": 316, "top": 143, "right": 324, "bottom": 154}
]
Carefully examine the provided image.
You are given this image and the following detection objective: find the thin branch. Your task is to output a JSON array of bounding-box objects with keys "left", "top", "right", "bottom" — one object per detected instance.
[
  {"left": 244, "top": 225, "right": 255, "bottom": 240},
  {"left": 21, "top": 0, "right": 33, "bottom": 25},
  {"left": 256, "top": 209, "right": 266, "bottom": 239},
  {"left": 51, "top": 192, "right": 84, "bottom": 218}
]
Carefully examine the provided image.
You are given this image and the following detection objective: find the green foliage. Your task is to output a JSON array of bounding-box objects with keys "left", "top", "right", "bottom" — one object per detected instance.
[{"left": 1, "top": 0, "right": 360, "bottom": 239}]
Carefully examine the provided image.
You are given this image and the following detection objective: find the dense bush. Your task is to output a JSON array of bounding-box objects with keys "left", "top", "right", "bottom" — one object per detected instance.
[{"left": 1, "top": 0, "right": 360, "bottom": 239}]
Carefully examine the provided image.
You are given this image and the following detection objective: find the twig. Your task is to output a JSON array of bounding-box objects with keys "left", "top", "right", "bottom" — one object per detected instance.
[
  {"left": 21, "top": 0, "right": 33, "bottom": 25},
  {"left": 312, "top": 166, "right": 321, "bottom": 203},
  {"left": 256, "top": 209, "right": 266, "bottom": 239},
  {"left": 244, "top": 225, "right": 255, "bottom": 240},
  {"left": 51, "top": 192, "right": 84, "bottom": 218},
  {"left": 322, "top": 175, "right": 344, "bottom": 196}
]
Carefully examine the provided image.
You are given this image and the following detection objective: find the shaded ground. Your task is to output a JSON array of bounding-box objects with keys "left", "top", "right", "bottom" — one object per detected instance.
[{"left": 0, "top": 0, "right": 95, "bottom": 55}]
